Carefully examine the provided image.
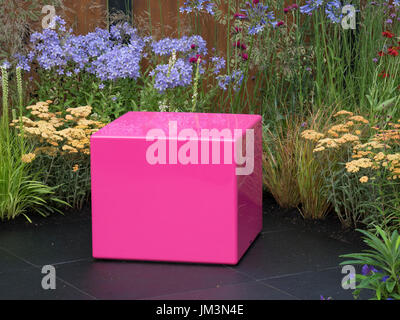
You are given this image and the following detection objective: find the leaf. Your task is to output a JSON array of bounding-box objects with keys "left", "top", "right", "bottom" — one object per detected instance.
[{"left": 386, "top": 280, "right": 396, "bottom": 293}]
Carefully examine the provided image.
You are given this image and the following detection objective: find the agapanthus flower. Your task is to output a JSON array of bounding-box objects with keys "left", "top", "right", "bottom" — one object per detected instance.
[
  {"left": 243, "top": 1, "right": 277, "bottom": 35},
  {"left": 23, "top": 18, "right": 146, "bottom": 81},
  {"left": 325, "top": 0, "right": 343, "bottom": 23},
  {"left": 300, "top": 0, "right": 324, "bottom": 15},
  {"left": 91, "top": 43, "right": 143, "bottom": 81},
  {"left": 216, "top": 70, "right": 244, "bottom": 91},
  {"left": 150, "top": 58, "right": 194, "bottom": 92},
  {"left": 180, "top": 0, "right": 216, "bottom": 15},
  {"left": 152, "top": 35, "right": 207, "bottom": 57},
  {"left": 211, "top": 56, "right": 226, "bottom": 74}
]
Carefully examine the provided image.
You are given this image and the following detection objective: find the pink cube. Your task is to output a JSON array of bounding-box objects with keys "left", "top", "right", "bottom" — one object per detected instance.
[{"left": 90, "top": 111, "right": 262, "bottom": 265}]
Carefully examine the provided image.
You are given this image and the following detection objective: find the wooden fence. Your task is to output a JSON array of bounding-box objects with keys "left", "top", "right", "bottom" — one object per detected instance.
[{"left": 63, "top": 0, "right": 232, "bottom": 55}]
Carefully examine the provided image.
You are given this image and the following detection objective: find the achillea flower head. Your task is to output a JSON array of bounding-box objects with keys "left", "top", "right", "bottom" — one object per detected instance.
[
  {"left": 301, "top": 129, "right": 325, "bottom": 142},
  {"left": 21, "top": 153, "right": 36, "bottom": 164}
]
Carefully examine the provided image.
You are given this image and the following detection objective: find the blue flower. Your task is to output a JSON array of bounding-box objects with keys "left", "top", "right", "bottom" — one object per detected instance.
[
  {"left": 216, "top": 70, "right": 244, "bottom": 91},
  {"left": 150, "top": 58, "right": 194, "bottom": 92},
  {"left": 242, "top": 2, "right": 277, "bottom": 35},
  {"left": 300, "top": 0, "right": 324, "bottom": 15},
  {"left": 1, "top": 60, "right": 10, "bottom": 69},
  {"left": 180, "top": 0, "right": 216, "bottom": 15},
  {"left": 151, "top": 35, "right": 208, "bottom": 57},
  {"left": 361, "top": 264, "right": 378, "bottom": 276},
  {"left": 211, "top": 56, "right": 226, "bottom": 74},
  {"left": 325, "top": 0, "right": 343, "bottom": 23}
]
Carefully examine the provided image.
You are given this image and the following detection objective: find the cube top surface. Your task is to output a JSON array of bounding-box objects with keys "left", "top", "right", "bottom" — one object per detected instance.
[{"left": 92, "top": 111, "right": 261, "bottom": 139}]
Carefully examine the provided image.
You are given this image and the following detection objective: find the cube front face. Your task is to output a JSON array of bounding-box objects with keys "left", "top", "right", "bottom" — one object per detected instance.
[{"left": 91, "top": 112, "right": 262, "bottom": 265}]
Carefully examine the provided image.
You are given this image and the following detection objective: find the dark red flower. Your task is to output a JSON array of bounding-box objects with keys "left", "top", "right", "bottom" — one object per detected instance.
[
  {"left": 378, "top": 51, "right": 385, "bottom": 57},
  {"left": 242, "top": 53, "right": 249, "bottom": 61},
  {"left": 189, "top": 54, "right": 202, "bottom": 63},
  {"left": 277, "top": 21, "right": 285, "bottom": 27},
  {"left": 284, "top": 3, "right": 299, "bottom": 12},
  {"left": 379, "top": 71, "right": 389, "bottom": 78},
  {"left": 191, "top": 44, "right": 197, "bottom": 50},
  {"left": 388, "top": 47, "right": 399, "bottom": 56},
  {"left": 234, "top": 13, "right": 247, "bottom": 19},
  {"left": 253, "top": 0, "right": 260, "bottom": 4},
  {"left": 382, "top": 31, "right": 394, "bottom": 38},
  {"left": 234, "top": 27, "right": 243, "bottom": 33},
  {"left": 241, "top": 43, "right": 247, "bottom": 50}
]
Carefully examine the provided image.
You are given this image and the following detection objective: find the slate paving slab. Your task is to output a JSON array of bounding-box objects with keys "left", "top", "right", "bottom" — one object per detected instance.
[{"left": 0, "top": 201, "right": 369, "bottom": 300}]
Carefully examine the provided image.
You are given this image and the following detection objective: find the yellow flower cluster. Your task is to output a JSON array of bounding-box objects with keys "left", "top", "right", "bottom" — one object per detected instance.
[
  {"left": 302, "top": 111, "right": 363, "bottom": 153},
  {"left": 21, "top": 153, "right": 36, "bottom": 164},
  {"left": 11, "top": 101, "right": 106, "bottom": 159},
  {"left": 301, "top": 110, "right": 400, "bottom": 183},
  {"left": 300, "top": 130, "right": 325, "bottom": 142}
]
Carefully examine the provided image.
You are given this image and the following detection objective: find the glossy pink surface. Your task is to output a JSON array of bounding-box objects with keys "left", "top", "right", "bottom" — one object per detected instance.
[{"left": 91, "top": 111, "right": 262, "bottom": 265}]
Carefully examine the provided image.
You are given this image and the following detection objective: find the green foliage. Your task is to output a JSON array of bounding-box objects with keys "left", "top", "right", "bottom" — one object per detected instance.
[
  {"left": 0, "top": 67, "right": 68, "bottom": 222},
  {"left": 340, "top": 226, "right": 400, "bottom": 300},
  {"left": 29, "top": 154, "right": 90, "bottom": 210}
]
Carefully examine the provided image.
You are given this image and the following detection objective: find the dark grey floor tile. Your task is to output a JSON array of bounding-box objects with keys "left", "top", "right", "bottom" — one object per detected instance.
[
  {"left": 150, "top": 281, "right": 297, "bottom": 300},
  {"left": 0, "top": 268, "right": 94, "bottom": 300},
  {"left": 234, "top": 230, "right": 363, "bottom": 280},
  {"left": 55, "top": 260, "right": 253, "bottom": 300},
  {"left": 0, "top": 220, "right": 92, "bottom": 266},
  {"left": 261, "top": 268, "right": 354, "bottom": 300},
  {"left": 0, "top": 248, "right": 32, "bottom": 274}
]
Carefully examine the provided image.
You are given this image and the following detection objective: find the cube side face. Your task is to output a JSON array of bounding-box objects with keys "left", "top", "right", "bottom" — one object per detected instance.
[
  {"left": 236, "top": 120, "right": 263, "bottom": 263},
  {"left": 91, "top": 136, "right": 238, "bottom": 264}
]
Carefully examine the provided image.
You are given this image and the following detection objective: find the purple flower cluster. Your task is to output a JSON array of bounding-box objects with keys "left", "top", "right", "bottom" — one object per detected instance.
[
  {"left": 151, "top": 35, "right": 208, "bottom": 57},
  {"left": 211, "top": 56, "right": 226, "bottom": 74},
  {"left": 300, "top": 0, "right": 324, "bottom": 15},
  {"left": 325, "top": 0, "right": 343, "bottom": 23},
  {"left": 18, "top": 17, "right": 145, "bottom": 80},
  {"left": 180, "top": 0, "right": 216, "bottom": 15},
  {"left": 216, "top": 70, "right": 244, "bottom": 91},
  {"left": 150, "top": 58, "right": 194, "bottom": 92},
  {"left": 299, "top": 0, "right": 359, "bottom": 24},
  {"left": 239, "top": 2, "right": 277, "bottom": 35}
]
